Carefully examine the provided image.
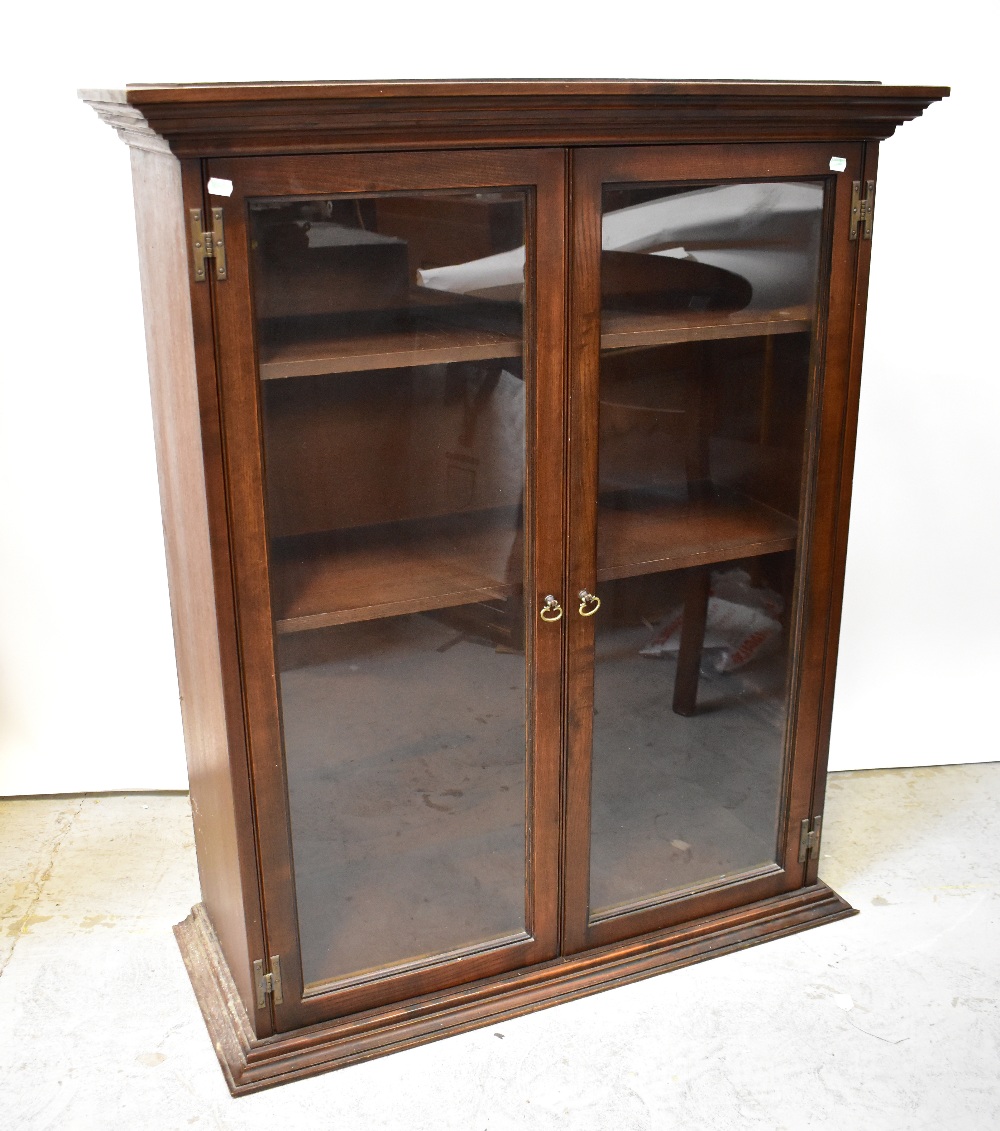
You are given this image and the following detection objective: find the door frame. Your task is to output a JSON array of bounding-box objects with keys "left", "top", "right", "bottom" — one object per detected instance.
[
  {"left": 207, "top": 148, "right": 568, "bottom": 1030},
  {"left": 562, "top": 142, "right": 866, "bottom": 953}
]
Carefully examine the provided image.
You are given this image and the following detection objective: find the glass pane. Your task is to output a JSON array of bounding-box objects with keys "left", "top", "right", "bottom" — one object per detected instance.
[
  {"left": 250, "top": 191, "right": 530, "bottom": 987},
  {"left": 589, "top": 180, "right": 824, "bottom": 918}
]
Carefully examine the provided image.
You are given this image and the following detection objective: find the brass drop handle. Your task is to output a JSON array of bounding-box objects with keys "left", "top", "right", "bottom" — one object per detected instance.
[
  {"left": 578, "top": 589, "right": 601, "bottom": 617},
  {"left": 539, "top": 595, "right": 564, "bottom": 622}
]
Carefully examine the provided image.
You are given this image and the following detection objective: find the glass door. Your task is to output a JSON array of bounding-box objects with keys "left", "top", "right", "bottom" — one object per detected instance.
[
  {"left": 208, "top": 150, "right": 567, "bottom": 1028},
  {"left": 564, "top": 144, "right": 863, "bottom": 951}
]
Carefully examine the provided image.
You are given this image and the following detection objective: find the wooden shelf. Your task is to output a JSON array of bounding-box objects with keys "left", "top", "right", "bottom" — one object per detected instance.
[
  {"left": 258, "top": 301, "right": 810, "bottom": 382},
  {"left": 271, "top": 511, "right": 521, "bottom": 633},
  {"left": 600, "top": 303, "right": 812, "bottom": 353},
  {"left": 597, "top": 491, "right": 797, "bottom": 581},
  {"left": 260, "top": 323, "right": 522, "bottom": 380},
  {"left": 258, "top": 290, "right": 522, "bottom": 380},
  {"left": 271, "top": 492, "right": 794, "bottom": 634}
]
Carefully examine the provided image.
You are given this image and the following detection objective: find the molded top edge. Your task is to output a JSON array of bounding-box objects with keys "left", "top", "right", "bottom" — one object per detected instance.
[
  {"left": 79, "top": 79, "right": 949, "bottom": 157},
  {"left": 101, "top": 78, "right": 952, "bottom": 104}
]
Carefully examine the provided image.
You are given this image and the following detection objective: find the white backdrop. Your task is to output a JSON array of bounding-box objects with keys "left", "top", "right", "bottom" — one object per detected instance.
[{"left": 0, "top": 0, "right": 994, "bottom": 794}]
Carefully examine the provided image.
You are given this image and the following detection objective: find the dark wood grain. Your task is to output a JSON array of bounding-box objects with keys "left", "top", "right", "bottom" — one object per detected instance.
[
  {"left": 265, "top": 492, "right": 795, "bottom": 634},
  {"left": 804, "top": 140, "right": 882, "bottom": 887},
  {"left": 209, "top": 148, "right": 568, "bottom": 1031},
  {"left": 601, "top": 303, "right": 812, "bottom": 351},
  {"left": 177, "top": 883, "right": 856, "bottom": 1094},
  {"left": 563, "top": 141, "right": 868, "bottom": 957},
  {"left": 81, "top": 81, "right": 947, "bottom": 157},
  {"left": 86, "top": 78, "right": 944, "bottom": 1089},
  {"left": 672, "top": 566, "right": 712, "bottom": 716},
  {"left": 259, "top": 322, "right": 520, "bottom": 379},
  {"left": 128, "top": 147, "right": 264, "bottom": 1026},
  {"left": 257, "top": 303, "right": 803, "bottom": 382},
  {"left": 596, "top": 494, "right": 796, "bottom": 580},
  {"left": 563, "top": 145, "right": 602, "bottom": 956},
  {"left": 271, "top": 513, "right": 517, "bottom": 631}
]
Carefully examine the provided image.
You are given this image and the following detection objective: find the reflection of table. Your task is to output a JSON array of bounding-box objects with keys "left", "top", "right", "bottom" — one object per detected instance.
[{"left": 420, "top": 182, "right": 824, "bottom": 310}]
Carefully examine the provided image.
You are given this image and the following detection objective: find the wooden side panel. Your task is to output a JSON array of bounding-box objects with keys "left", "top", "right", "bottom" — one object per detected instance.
[{"left": 129, "top": 146, "right": 260, "bottom": 1022}]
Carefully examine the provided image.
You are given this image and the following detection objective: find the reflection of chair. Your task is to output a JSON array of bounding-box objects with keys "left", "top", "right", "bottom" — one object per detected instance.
[
  {"left": 673, "top": 340, "right": 714, "bottom": 717},
  {"left": 672, "top": 565, "right": 712, "bottom": 716}
]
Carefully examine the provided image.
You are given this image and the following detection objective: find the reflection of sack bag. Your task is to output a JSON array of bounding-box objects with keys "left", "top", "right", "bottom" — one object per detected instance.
[
  {"left": 601, "top": 250, "right": 753, "bottom": 314},
  {"left": 641, "top": 569, "right": 782, "bottom": 672}
]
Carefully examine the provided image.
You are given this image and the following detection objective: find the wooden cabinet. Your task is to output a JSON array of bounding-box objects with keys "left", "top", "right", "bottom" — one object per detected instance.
[{"left": 84, "top": 80, "right": 947, "bottom": 1093}]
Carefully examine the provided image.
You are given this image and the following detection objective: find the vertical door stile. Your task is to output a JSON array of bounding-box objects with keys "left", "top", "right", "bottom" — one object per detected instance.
[
  {"left": 526, "top": 147, "right": 571, "bottom": 962},
  {"left": 562, "top": 151, "right": 604, "bottom": 954},
  {"left": 795, "top": 142, "right": 877, "bottom": 888}
]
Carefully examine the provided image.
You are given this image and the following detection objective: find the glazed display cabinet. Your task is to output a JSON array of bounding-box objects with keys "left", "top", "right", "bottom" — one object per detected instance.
[{"left": 84, "top": 80, "right": 947, "bottom": 1093}]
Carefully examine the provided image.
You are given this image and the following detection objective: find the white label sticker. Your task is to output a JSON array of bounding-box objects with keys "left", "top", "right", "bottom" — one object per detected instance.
[
  {"left": 829, "top": 156, "right": 848, "bottom": 173},
  {"left": 207, "top": 177, "right": 234, "bottom": 197}
]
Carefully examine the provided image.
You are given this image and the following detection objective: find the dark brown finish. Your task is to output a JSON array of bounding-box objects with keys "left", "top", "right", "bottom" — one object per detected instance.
[
  {"left": 601, "top": 304, "right": 812, "bottom": 350},
  {"left": 270, "top": 512, "right": 516, "bottom": 632},
  {"left": 177, "top": 881, "right": 854, "bottom": 1094},
  {"left": 257, "top": 299, "right": 805, "bottom": 381},
  {"left": 83, "top": 81, "right": 946, "bottom": 157},
  {"left": 266, "top": 495, "right": 796, "bottom": 635},
  {"left": 82, "top": 78, "right": 946, "bottom": 1095},
  {"left": 259, "top": 317, "right": 521, "bottom": 378},
  {"left": 805, "top": 140, "right": 883, "bottom": 888},
  {"left": 260, "top": 355, "right": 521, "bottom": 537},
  {"left": 564, "top": 141, "right": 849, "bottom": 957},
  {"left": 672, "top": 566, "right": 712, "bottom": 716},
  {"left": 252, "top": 221, "right": 410, "bottom": 319},
  {"left": 596, "top": 495, "right": 797, "bottom": 579},
  {"left": 205, "top": 146, "right": 568, "bottom": 1030},
  {"left": 601, "top": 249, "right": 753, "bottom": 312},
  {"left": 128, "top": 146, "right": 266, "bottom": 1026}
]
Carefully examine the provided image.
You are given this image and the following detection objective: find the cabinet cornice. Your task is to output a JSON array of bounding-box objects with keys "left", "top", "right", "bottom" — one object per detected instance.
[{"left": 81, "top": 80, "right": 948, "bottom": 157}]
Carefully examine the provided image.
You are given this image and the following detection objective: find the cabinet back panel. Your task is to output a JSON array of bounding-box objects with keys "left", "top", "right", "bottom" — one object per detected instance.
[{"left": 262, "top": 366, "right": 525, "bottom": 536}]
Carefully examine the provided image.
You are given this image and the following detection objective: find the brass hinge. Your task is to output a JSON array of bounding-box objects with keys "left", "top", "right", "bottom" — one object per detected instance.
[
  {"left": 189, "top": 207, "right": 228, "bottom": 282},
  {"left": 850, "top": 180, "right": 875, "bottom": 240},
  {"left": 253, "top": 955, "right": 283, "bottom": 1008},
  {"left": 798, "top": 815, "right": 823, "bottom": 863}
]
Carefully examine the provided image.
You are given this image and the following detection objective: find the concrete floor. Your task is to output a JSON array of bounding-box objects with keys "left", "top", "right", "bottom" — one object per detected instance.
[{"left": 1, "top": 764, "right": 998, "bottom": 1129}]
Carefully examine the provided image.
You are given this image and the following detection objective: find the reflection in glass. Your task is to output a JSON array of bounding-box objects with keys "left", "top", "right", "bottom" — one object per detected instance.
[
  {"left": 250, "top": 192, "right": 530, "bottom": 987},
  {"left": 589, "top": 181, "right": 824, "bottom": 918}
]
